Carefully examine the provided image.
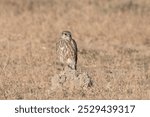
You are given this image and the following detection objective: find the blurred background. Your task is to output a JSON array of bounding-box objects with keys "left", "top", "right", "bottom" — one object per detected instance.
[{"left": 0, "top": 0, "right": 150, "bottom": 99}]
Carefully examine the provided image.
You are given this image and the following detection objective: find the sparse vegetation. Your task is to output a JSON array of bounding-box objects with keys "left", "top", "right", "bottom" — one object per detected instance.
[{"left": 0, "top": 0, "right": 150, "bottom": 99}]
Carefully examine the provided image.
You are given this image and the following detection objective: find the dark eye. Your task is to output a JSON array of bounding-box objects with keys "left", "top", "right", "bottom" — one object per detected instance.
[{"left": 65, "top": 33, "right": 67, "bottom": 36}]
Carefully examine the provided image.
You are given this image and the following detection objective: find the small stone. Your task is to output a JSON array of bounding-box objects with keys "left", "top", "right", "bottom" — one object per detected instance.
[{"left": 51, "top": 68, "right": 92, "bottom": 90}]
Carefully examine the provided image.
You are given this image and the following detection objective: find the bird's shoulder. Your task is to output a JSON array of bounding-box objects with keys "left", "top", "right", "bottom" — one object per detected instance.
[
  {"left": 70, "top": 39, "right": 78, "bottom": 52},
  {"left": 57, "top": 38, "right": 69, "bottom": 44},
  {"left": 56, "top": 39, "right": 70, "bottom": 52},
  {"left": 56, "top": 39, "right": 66, "bottom": 48}
]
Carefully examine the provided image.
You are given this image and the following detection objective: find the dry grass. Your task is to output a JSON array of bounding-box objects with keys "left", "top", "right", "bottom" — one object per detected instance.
[{"left": 0, "top": 0, "right": 150, "bottom": 99}]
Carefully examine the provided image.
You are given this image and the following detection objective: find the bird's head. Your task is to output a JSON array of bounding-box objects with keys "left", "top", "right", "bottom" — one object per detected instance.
[{"left": 61, "top": 31, "right": 72, "bottom": 40}]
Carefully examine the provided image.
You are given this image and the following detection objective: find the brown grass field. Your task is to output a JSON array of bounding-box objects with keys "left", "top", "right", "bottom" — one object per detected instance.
[{"left": 0, "top": 0, "right": 150, "bottom": 99}]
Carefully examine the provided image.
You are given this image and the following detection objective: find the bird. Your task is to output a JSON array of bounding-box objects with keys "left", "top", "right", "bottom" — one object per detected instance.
[{"left": 56, "top": 31, "right": 77, "bottom": 70}]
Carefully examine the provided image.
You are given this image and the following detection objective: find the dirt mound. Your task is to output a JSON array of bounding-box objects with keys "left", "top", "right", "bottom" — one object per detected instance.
[{"left": 51, "top": 67, "right": 92, "bottom": 90}]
